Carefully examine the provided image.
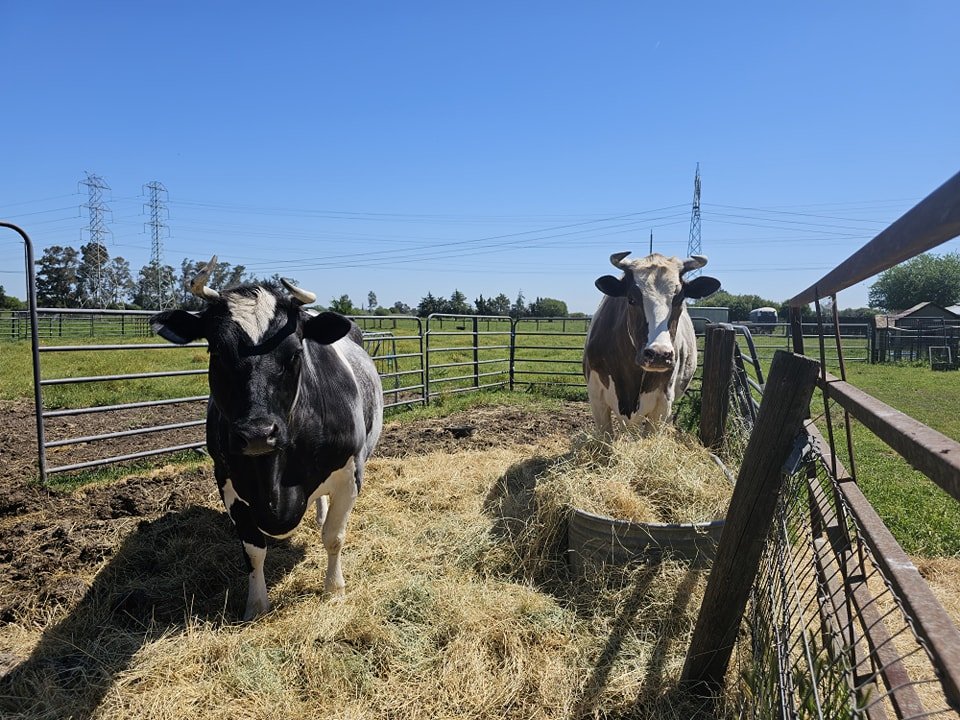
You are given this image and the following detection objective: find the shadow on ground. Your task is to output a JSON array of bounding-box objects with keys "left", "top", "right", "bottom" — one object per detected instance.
[{"left": 0, "top": 505, "right": 305, "bottom": 719}]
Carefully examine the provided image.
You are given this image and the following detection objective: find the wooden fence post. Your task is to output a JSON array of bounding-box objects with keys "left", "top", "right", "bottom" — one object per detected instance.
[
  {"left": 682, "top": 350, "right": 820, "bottom": 693},
  {"left": 700, "top": 324, "right": 736, "bottom": 450}
]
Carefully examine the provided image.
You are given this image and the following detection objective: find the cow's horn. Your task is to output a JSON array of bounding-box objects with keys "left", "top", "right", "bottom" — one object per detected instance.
[
  {"left": 610, "top": 251, "right": 632, "bottom": 268},
  {"left": 189, "top": 255, "right": 220, "bottom": 301},
  {"left": 682, "top": 255, "right": 708, "bottom": 274},
  {"left": 280, "top": 278, "right": 317, "bottom": 305}
]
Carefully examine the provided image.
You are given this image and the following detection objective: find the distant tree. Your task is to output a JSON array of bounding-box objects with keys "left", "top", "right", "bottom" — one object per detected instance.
[
  {"left": 177, "top": 258, "right": 257, "bottom": 308},
  {"left": 329, "top": 294, "right": 357, "bottom": 315},
  {"left": 510, "top": 290, "right": 526, "bottom": 319},
  {"left": 134, "top": 260, "right": 177, "bottom": 310},
  {"left": 691, "top": 290, "right": 774, "bottom": 322},
  {"left": 474, "top": 294, "right": 490, "bottom": 315},
  {"left": 390, "top": 300, "right": 412, "bottom": 314},
  {"left": 35, "top": 245, "right": 80, "bottom": 307},
  {"left": 416, "top": 292, "right": 445, "bottom": 317},
  {"left": 837, "top": 307, "right": 880, "bottom": 320},
  {"left": 367, "top": 291, "right": 378, "bottom": 313},
  {"left": 868, "top": 252, "right": 960, "bottom": 312},
  {"left": 103, "top": 257, "right": 134, "bottom": 308},
  {"left": 447, "top": 289, "right": 471, "bottom": 315},
  {"left": 76, "top": 242, "right": 110, "bottom": 307},
  {"left": 528, "top": 297, "right": 568, "bottom": 317},
  {"left": 0, "top": 286, "right": 24, "bottom": 310},
  {"left": 490, "top": 293, "right": 511, "bottom": 316}
]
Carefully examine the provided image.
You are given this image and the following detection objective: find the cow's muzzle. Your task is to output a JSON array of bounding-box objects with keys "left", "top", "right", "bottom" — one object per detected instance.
[
  {"left": 230, "top": 418, "right": 283, "bottom": 456},
  {"left": 638, "top": 345, "right": 674, "bottom": 372}
]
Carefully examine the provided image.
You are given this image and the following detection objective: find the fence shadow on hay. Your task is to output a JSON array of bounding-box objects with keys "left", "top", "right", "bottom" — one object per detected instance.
[
  {"left": 0, "top": 506, "right": 305, "bottom": 718},
  {"left": 482, "top": 453, "right": 721, "bottom": 717}
]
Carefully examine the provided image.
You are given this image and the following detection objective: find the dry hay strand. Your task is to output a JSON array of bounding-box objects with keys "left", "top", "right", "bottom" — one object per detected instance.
[{"left": 0, "top": 437, "right": 726, "bottom": 720}]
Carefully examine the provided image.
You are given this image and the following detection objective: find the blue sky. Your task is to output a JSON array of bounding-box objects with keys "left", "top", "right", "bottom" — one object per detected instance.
[{"left": 2, "top": 2, "right": 959, "bottom": 313}]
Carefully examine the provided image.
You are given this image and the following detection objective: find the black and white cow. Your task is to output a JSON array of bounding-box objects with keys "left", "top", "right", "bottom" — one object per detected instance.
[
  {"left": 151, "top": 258, "right": 383, "bottom": 619},
  {"left": 583, "top": 252, "right": 720, "bottom": 435}
]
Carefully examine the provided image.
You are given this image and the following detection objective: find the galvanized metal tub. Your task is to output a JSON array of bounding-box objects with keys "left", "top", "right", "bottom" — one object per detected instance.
[
  {"left": 566, "top": 453, "right": 733, "bottom": 573},
  {"left": 567, "top": 509, "right": 725, "bottom": 573}
]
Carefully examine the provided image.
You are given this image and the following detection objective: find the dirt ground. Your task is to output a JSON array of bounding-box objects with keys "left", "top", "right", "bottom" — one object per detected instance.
[
  {"left": 0, "top": 397, "right": 590, "bottom": 637},
  {"left": 2, "top": 395, "right": 959, "bottom": 684}
]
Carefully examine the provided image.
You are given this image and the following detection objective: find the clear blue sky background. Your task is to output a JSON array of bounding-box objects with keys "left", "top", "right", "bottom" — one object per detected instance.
[{"left": 3, "top": 2, "right": 959, "bottom": 313}]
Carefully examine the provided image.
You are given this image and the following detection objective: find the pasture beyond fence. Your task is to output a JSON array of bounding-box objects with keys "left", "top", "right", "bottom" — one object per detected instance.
[{"left": 20, "top": 308, "right": 869, "bottom": 481}]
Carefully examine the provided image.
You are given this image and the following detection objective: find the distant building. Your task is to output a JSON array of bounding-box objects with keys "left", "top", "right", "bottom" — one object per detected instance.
[
  {"left": 874, "top": 302, "right": 960, "bottom": 363},
  {"left": 875, "top": 302, "right": 960, "bottom": 329}
]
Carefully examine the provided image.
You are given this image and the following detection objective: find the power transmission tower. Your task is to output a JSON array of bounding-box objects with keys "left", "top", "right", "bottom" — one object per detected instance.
[
  {"left": 687, "top": 163, "right": 702, "bottom": 276},
  {"left": 144, "top": 181, "right": 170, "bottom": 309},
  {"left": 80, "top": 172, "right": 111, "bottom": 307}
]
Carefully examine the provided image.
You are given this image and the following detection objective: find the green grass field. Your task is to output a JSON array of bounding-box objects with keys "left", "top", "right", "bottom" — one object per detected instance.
[{"left": 2, "top": 320, "right": 958, "bottom": 556}]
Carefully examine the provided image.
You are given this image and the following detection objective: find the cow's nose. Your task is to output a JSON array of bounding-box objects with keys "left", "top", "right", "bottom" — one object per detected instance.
[
  {"left": 231, "top": 422, "right": 280, "bottom": 456},
  {"left": 641, "top": 346, "right": 674, "bottom": 368}
]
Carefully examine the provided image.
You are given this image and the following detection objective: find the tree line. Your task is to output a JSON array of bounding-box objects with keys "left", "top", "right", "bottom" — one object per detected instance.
[
  {"left": 327, "top": 289, "right": 572, "bottom": 318},
  {"left": 24, "top": 242, "right": 573, "bottom": 318},
  {"left": 15, "top": 243, "right": 960, "bottom": 317},
  {"left": 30, "top": 243, "right": 261, "bottom": 310}
]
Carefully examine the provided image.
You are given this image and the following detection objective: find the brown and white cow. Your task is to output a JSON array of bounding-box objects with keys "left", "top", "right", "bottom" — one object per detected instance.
[{"left": 583, "top": 251, "right": 720, "bottom": 435}]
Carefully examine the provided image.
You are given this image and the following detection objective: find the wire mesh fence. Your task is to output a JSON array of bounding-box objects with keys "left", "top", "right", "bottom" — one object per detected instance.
[{"left": 737, "top": 442, "right": 959, "bottom": 719}]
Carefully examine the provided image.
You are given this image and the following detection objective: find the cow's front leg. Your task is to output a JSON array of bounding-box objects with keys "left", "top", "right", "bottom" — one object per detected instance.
[
  {"left": 241, "top": 540, "right": 269, "bottom": 620},
  {"left": 220, "top": 476, "right": 271, "bottom": 620},
  {"left": 321, "top": 459, "right": 359, "bottom": 597}
]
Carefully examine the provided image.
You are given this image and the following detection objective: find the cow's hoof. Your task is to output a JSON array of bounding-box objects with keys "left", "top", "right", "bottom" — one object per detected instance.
[
  {"left": 242, "top": 600, "right": 271, "bottom": 621},
  {"left": 323, "top": 584, "right": 346, "bottom": 601}
]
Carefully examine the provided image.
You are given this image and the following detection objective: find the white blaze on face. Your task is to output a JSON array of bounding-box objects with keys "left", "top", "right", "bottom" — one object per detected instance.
[
  {"left": 632, "top": 259, "right": 683, "bottom": 361},
  {"left": 226, "top": 288, "right": 278, "bottom": 344}
]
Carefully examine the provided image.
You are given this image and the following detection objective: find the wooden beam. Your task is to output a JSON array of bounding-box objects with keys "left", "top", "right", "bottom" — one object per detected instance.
[
  {"left": 682, "top": 350, "right": 820, "bottom": 692},
  {"left": 820, "top": 372, "right": 960, "bottom": 502},
  {"left": 787, "top": 171, "right": 960, "bottom": 307}
]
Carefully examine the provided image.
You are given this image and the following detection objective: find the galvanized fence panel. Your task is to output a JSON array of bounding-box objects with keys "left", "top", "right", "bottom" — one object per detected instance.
[
  {"left": 744, "top": 322, "right": 872, "bottom": 368},
  {"left": 351, "top": 315, "right": 426, "bottom": 410},
  {"left": 424, "top": 313, "right": 513, "bottom": 400},
  {"left": 510, "top": 316, "right": 591, "bottom": 394},
  {"left": 3, "top": 308, "right": 156, "bottom": 340}
]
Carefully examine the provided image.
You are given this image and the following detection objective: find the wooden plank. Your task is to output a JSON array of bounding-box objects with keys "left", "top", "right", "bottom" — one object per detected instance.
[
  {"left": 819, "top": 371, "right": 960, "bottom": 503},
  {"left": 682, "top": 350, "right": 821, "bottom": 692},
  {"left": 700, "top": 325, "right": 736, "bottom": 450},
  {"left": 787, "top": 171, "right": 960, "bottom": 307}
]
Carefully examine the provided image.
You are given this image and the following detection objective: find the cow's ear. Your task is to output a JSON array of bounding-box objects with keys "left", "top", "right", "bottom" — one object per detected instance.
[
  {"left": 304, "top": 311, "right": 353, "bottom": 345},
  {"left": 595, "top": 275, "right": 628, "bottom": 297},
  {"left": 151, "top": 310, "right": 204, "bottom": 344},
  {"left": 684, "top": 276, "right": 721, "bottom": 300}
]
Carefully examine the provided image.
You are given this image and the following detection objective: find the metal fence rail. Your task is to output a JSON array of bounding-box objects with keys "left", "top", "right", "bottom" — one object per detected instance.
[
  {"left": 2, "top": 307, "right": 155, "bottom": 340},
  {"left": 20, "top": 307, "right": 877, "bottom": 482}
]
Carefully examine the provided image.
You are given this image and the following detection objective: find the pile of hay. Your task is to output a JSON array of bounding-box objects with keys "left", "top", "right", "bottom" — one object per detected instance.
[
  {"left": 556, "top": 430, "right": 735, "bottom": 525},
  {"left": 1, "top": 430, "right": 731, "bottom": 719},
  {"left": 493, "top": 428, "right": 736, "bottom": 583}
]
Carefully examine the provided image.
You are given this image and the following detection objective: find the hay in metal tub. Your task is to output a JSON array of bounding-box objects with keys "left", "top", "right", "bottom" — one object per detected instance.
[{"left": 566, "top": 452, "right": 733, "bottom": 573}]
